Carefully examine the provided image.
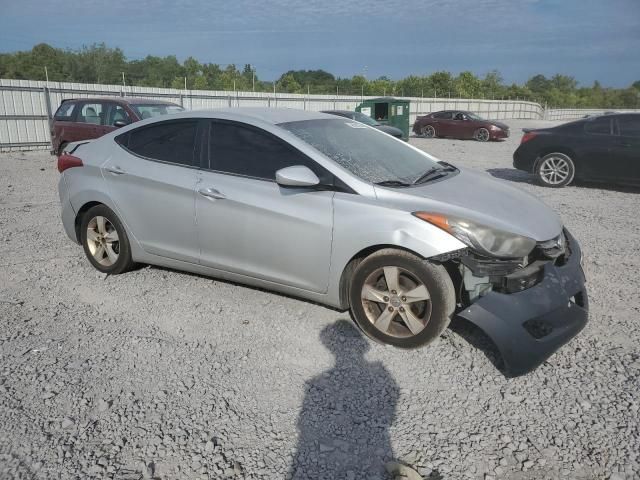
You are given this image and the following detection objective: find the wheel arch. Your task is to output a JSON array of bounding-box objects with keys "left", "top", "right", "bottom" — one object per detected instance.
[
  {"left": 532, "top": 147, "right": 578, "bottom": 174},
  {"left": 337, "top": 244, "right": 460, "bottom": 310},
  {"left": 74, "top": 201, "right": 104, "bottom": 242}
]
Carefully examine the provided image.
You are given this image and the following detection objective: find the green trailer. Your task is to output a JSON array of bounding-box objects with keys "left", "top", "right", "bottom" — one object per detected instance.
[{"left": 356, "top": 97, "right": 410, "bottom": 140}]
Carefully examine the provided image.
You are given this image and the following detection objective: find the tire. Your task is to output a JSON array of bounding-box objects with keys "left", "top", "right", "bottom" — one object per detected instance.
[
  {"left": 474, "top": 128, "right": 490, "bottom": 142},
  {"left": 348, "top": 248, "right": 455, "bottom": 349},
  {"left": 535, "top": 152, "right": 575, "bottom": 188},
  {"left": 80, "top": 204, "right": 134, "bottom": 274},
  {"left": 57, "top": 141, "right": 68, "bottom": 156},
  {"left": 420, "top": 124, "right": 436, "bottom": 138}
]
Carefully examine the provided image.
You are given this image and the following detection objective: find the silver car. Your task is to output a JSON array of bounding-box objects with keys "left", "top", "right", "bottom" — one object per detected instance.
[{"left": 57, "top": 108, "right": 588, "bottom": 375}]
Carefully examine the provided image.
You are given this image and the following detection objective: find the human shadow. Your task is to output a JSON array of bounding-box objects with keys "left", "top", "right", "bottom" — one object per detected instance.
[{"left": 288, "top": 320, "right": 399, "bottom": 480}]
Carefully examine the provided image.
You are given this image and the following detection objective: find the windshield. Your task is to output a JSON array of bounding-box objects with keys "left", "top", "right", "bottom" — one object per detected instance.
[
  {"left": 351, "top": 111, "right": 379, "bottom": 126},
  {"left": 131, "top": 104, "right": 184, "bottom": 119},
  {"left": 280, "top": 118, "right": 442, "bottom": 184},
  {"left": 466, "top": 112, "right": 483, "bottom": 121}
]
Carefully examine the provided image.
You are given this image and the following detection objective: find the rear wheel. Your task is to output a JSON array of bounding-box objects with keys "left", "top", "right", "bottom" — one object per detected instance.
[
  {"left": 474, "top": 128, "right": 490, "bottom": 142},
  {"left": 80, "top": 205, "right": 134, "bottom": 274},
  {"left": 348, "top": 249, "right": 455, "bottom": 348},
  {"left": 535, "top": 152, "right": 575, "bottom": 187},
  {"left": 421, "top": 124, "right": 436, "bottom": 138}
]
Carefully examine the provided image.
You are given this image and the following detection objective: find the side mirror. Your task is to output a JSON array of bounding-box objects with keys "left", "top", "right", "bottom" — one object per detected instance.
[
  {"left": 275, "top": 165, "right": 320, "bottom": 188},
  {"left": 113, "top": 120, "right": 128, "bottom": 128}
]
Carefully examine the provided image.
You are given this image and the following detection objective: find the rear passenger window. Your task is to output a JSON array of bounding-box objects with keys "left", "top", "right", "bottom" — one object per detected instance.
[
  {"left": 584, "top": 117, "right": 611, "bottom": 135},
  {"left": 77, "top": 103, "right": 107, "bottom": 125},
  {"left": 208, "top": 121, "right": 327, "bottom": 182},
  {"left": 119, "top": 120, "right": 197, "bottom": 166},
  {"left": 433, "top": 112, "right": 452, "bottom": 119},
  {"left": 54, "top": 102, "right": 76, "bottom": 120}
]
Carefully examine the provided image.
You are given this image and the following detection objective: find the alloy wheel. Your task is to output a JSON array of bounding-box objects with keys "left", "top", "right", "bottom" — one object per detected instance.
[
  {"left": 86, "top": 216, "right": 120, "bottom": 266},
  {"left": 421, "top": 125, "right": 436, "bottom": 138},
  {"left": 475, "top": 128, "right": 490, "bottom": 142},
  {"left": 539, "top": 156, "right": 571, "bottom": 185},
  {"left": 360, "top": 266, "right": 432, "bottom": 338}
]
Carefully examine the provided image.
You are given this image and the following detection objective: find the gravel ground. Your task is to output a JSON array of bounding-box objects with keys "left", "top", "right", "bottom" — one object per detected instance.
[{"left": 1, "top": 119, "right": 639, "bottom": 480}]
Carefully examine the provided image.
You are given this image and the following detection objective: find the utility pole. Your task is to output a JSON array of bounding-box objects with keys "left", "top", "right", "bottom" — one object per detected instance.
[
  {"left": 44, "top": 66, "right": 49, "bottom": 83},
  {"left": 252, "top": 70, "right": 255, "bottom": 92},
  {"left": 122, "top": 72, "right": 126, "bottom": 87},
  {"left": 184, "top": 77, "right": 187, "bottom": 90}
]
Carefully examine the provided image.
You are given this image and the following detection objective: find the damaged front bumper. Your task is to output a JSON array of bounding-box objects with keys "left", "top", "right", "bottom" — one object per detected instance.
[{"left": 457, "top": 229, "right": 588, "bottom": 376}]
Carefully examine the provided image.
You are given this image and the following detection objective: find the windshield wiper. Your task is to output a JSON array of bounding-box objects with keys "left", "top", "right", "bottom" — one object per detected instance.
[
  {"left": 412, "top": 167, "right": 446, "bottom": 185},
  {"left": 437, "top": 161, "right": 458, "bottom": 171},
  {"left": 375, "top": 180, "right": 412, "bottom": 187}
]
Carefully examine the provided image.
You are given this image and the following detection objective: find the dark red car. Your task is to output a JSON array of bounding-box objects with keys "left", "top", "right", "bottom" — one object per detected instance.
[
  {"left": 51, "top": 98, "right": 183, "bottom": 155},
  {"left": 413, "top": 110, "right": 510, "bottom": 142}
]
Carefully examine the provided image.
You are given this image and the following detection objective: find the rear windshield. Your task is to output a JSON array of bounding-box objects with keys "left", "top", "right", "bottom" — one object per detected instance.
[
  {"left": 131, "top": 104, "right": 184, "bottom": 120},
  {"left": 280, "top": 118, "right": 440, "bottom": 184}
]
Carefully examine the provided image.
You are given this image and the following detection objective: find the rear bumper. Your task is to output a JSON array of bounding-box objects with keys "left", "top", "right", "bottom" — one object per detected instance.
[
  {"left": 457, "top": 230, "right": 588, "bottom": 376},
  {"left": 58, "top": 175, "right": 79, "bottom": 244},
  {"left": 513, "top": 145, "right": 537, "bottom": 172}
]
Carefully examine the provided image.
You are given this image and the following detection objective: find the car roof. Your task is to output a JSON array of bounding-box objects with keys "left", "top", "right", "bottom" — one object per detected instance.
[
  {"left": 321, "top": 110, "right": 354, "bottom": 115},
  {"left": 158, "top": 107, "right": 335, "bottom": 125},
  {"left": 62, "top": 97, "right": 179, "bottom": 106}
]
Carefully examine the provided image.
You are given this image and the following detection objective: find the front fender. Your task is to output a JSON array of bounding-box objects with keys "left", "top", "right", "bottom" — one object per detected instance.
[{"left": 325, "top": 193, "right": 466, "bottom": 308}]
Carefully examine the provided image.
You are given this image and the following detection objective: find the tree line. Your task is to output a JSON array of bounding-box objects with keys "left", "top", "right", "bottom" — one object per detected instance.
[{"left": 1, "top": 43, "right": 639, "bottom": 109}]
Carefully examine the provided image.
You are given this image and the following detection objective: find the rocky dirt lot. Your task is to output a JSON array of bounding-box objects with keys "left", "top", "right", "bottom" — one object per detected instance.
[{"left": 1, "top": 120, "right": 639, "bottom": 480}]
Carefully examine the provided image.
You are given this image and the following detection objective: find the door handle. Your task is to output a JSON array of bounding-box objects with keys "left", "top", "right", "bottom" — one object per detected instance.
[
  {"left": 105, "top": 166, "right": 126, "bottom": 175},
  {"left": 198, "top": 187, "right": 226, "bottom": 200}
]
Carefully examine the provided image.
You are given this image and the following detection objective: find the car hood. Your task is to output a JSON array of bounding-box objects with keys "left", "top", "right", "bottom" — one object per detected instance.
[
  {"left": 375, "top": 124, "right": 404, "bottom": 136},
  {"left": 374, "top": 168, "right": 563, "bottom": 241},
  {"left": 490, "top": 121, "right": 510, "bottom": 130}
]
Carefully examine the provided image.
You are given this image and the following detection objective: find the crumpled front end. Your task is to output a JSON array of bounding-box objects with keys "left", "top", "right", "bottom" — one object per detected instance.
[{"left": 455, "top": 229, "right": 588, "bottom": 376}]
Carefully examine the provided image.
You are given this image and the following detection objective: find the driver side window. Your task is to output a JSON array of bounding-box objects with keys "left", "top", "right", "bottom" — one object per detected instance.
[{"left": 207, "top": 121, "right": 332, "bottom": 183}]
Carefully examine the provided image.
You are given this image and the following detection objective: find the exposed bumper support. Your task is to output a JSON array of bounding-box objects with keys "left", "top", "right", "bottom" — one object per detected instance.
[{"left": 457, "top": 229, "right": 588, "bottom": 376}]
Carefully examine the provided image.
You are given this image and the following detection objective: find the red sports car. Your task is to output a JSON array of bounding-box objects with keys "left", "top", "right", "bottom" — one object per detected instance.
[{"left": 413, "top": 110, "right": 509, "bottom": 142}]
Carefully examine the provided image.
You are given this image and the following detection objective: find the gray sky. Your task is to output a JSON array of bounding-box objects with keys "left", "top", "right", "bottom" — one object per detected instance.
[{"left": 1, "top": 0, "right": 639, "bottom": 86}]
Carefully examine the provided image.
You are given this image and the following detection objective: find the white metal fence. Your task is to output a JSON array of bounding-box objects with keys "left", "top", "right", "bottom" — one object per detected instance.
[
  {"left": 543, "top": 108, "right": 640, "bottom": 121},
  {"left": 0, "top": 78, "right": 635, "bottom": 152}
]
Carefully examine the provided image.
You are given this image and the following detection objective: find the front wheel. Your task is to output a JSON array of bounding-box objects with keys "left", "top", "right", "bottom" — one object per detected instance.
[
  {"left": 348, "top": 249, "right": 455, "bottom": 349},
  {"left": 535, "top": 153, "right": 575, "bottom": 187},
  {"left": 80, "top": 204, "right": 134, "bottom": 274},
  {"left": 474, "top": 128, "right": 490, "bottom": 142}
]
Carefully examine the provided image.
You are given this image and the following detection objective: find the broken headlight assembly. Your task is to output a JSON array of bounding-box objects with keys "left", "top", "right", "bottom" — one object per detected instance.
[{"left": 413, "top": 212, "right": 536, "bottom": 259}]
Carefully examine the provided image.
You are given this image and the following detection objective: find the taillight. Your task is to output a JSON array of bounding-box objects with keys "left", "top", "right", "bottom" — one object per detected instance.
[
  {"left": 521, "top": 132, "right": 538, "bottom": 144},
  {"left": 57, "top": 154, "right": 83, "bottom": 173}
]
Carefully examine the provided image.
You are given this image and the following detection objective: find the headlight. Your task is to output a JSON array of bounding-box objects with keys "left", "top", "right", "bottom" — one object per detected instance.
[
  {"left": 489, "top": 124, "right": 501, "bottom": 131},
  {"left": 413, "top": 212, "right": 536, "bottom": 259}
]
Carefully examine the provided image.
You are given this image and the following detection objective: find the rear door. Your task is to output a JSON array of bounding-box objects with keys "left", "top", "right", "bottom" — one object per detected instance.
[
  {"left": 196, "top": 120, "right": 334, "bottom": 293},
  {"left": 76, "top": 101, "right": 110, "bottom": 141},
  {"left": 102, "top": 119, "right": 201, "bottom": 263},
  {"left": 579, "top": 116, "right": 616, "bottom": 180},
  {"left": 433, "top": 111, "right": 454, "bottom": 136},
  {"left": 613, "top": 115, "right": 640, "bottom": 183}
]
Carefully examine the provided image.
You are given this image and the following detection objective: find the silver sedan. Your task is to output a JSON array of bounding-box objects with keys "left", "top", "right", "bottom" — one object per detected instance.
[{"left": 57, "top": 108, "right": 588, "bottom": 375}]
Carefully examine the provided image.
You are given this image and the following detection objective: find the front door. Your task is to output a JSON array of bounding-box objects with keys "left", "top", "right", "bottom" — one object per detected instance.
[
  {"left": 196, "top": 120, "right": 334, "bottom": 293},
  {"left": 102, "top": 119, "right": 201, "bottom": 263},
  {"left": 612, "top": 115, "right": 640, "bottom": 183}
]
